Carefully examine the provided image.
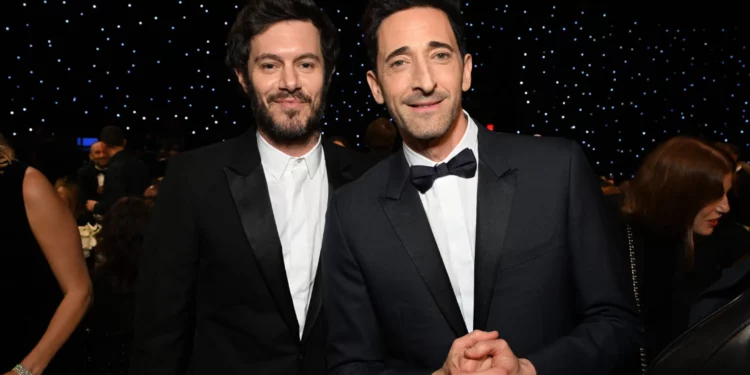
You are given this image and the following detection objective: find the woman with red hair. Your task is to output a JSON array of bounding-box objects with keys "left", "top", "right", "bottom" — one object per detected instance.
[{"left": 621, "top": 136, "right": 742, "bottom": 362}]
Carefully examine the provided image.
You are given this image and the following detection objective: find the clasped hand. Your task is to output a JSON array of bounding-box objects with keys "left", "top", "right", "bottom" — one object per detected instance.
[{"left": 435, "top": 330, "right": 536, "bottom": 375}]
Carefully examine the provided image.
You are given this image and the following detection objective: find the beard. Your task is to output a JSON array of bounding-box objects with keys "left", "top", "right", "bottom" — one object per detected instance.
[{"left": 247, "top": 80, "right": 328, "bottom": 144}]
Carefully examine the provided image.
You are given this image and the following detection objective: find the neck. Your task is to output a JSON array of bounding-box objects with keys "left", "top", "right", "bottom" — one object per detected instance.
[
  {"left": 259, "top": 130, "right": 321, "bottom": 158},
  {"left": 402, "top": 110, "right": 468, "bottom": 162}
]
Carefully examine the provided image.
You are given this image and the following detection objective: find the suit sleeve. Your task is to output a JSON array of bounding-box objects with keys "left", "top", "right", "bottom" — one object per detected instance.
[
  {"left": 94, "top": 163, "right": 127, "bottom": 215},
  {"left": 129, "top": 156, "right": 198, "bottom": 375},
  {"left": 323, "top": 196, "right": 430, "bottom": 375},
  {"left": 526, "top": 141, "right": 642, "bottom": 374}
]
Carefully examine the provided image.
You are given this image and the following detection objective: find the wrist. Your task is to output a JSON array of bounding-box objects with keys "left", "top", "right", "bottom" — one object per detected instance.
[
  {"left": 12, "top": 363, "right": 37, "bottom": 375},
  {"left": 18, "top": 357, "right": 46, "bottom": 375}
]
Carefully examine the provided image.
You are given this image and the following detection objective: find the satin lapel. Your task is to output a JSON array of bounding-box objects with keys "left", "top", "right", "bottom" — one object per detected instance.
[
  {"left": 472, "top": 127, "right": 517, "bottom": 331},
  {"left": 380, "top": 153, "right": 468, "bottom": 337},
  {"left": 301, "top": 260, "right": 322, "bottom": 343},
  {"left": 223, "top": 130, "right": 300, "bottom": 338},
  {"left": 300, "top": 142, "right": 357, "bottom": 342}
]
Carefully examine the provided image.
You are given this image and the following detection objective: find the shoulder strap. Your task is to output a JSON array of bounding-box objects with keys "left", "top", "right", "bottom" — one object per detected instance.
[{"left": 626, "top": 224, "right": 648, "bottom": 374}]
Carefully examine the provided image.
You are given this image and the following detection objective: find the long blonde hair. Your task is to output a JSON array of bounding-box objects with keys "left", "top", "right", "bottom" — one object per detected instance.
[{"left": 0, "top": 144, "right": 14, "bottom": 173}]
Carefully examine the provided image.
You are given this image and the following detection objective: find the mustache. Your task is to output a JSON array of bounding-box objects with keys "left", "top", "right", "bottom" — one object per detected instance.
[
  {"left": 403, "top": 92, "right": 448, "bottom": 105},
  {"left": 267, "top": 91, "right": 311, "bottom": 103}
]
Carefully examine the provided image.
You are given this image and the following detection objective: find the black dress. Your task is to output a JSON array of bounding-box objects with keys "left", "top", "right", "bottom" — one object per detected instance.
[
  {"left": 626, "top": 219, "right": 742, "bottom": 361},
  {"left": 0, "top": 161, "right": 83, "bottom": 374}
]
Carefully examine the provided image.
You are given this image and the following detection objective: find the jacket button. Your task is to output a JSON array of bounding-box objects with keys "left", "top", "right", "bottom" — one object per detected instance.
[{"left": 298, "top": 352, "right": 305, "bottom": 360}]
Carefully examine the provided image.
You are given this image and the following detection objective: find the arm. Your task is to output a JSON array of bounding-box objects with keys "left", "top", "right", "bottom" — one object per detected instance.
[
  {"left": 525, "top": 141, "right": 642, "bottom": 375},
  {"left": 12, "top": 167, "right": 93, "bottom": 375},
  {"left": 93, "top": 164, "right": 126, "bottom": 215},
  {"left": 129, "top": 157, "right": 198, "bottom": 375},
  {"left": 322, "top": 196, "right": 428, "bottom": 375}
]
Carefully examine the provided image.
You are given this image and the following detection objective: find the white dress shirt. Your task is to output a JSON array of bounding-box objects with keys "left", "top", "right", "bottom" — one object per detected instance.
[
  {"left": 403, "top": 111, "right": 479, "bottom": 332},
  {"left": 257, "top": 132, "right": 329, "bottom": 339},
  {"left": 97, "top": 171, "right": 105, "bottom": 189}
]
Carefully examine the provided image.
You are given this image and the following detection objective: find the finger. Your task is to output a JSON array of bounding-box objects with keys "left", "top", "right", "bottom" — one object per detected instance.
[
  {"left": 458, "top": 354, "right": 492, "bottom": 372},
  {"left": 456, "top": 330, "right": 499, "bottom": 350},
  {"left": 490, "top": 349, "right": 520, "bottom": 373},
  {"left": 518, "top": 358, "right": 536, "bottom": 375},
  {"left": 465, "top": 339, "right": 511, "bottom": 360},
  {"left": 450, "top": 331, "right": 497, "bottom": 361},
  {"left": 457, "top": 356, "right": 479, "bottom": 373},
  {"left": 448, "top": 331, "right": 499, "bottom": 371},
  {"left": 464, "top": 367, "right": 511, "bottom": 375}
]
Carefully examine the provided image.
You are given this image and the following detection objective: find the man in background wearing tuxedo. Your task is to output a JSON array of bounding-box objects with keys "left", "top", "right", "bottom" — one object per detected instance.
[
  {"left": 322, "top": 1, "right": 641, "bottom": 374},
  {"left": 86, "top": 126, "right": 149, "bottom": 216},
  {"left": 129, "top": 0, "right": 368, "bottom": 374},
  {"left": 77, "top": 141, "right": 109, "bottom": 222}
]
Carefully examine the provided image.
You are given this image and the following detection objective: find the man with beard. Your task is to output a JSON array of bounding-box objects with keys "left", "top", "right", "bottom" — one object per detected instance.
[{"left": 129, "top": 1, "right": 368, "bottom": 374}]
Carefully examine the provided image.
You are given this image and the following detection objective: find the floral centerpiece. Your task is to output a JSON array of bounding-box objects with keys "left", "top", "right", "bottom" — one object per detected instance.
[{"left": 78, "top": 223, "right": 102, "bottom": 258}]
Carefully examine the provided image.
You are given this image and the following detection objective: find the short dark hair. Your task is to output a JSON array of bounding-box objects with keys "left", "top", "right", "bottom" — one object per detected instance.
[
  {"left": 226, "top": 0, "right": 340, "bottom": 83},
  {"left": 362, "top": 0, "right": 467, "bottom": 72},
  {"left": 100, "top": 125, "right": 126, "bottom": 147}
]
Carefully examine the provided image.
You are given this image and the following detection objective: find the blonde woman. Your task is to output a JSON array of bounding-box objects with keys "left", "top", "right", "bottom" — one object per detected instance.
[{"left": 0, "top": 140, "right": 92, "bottom": 375}]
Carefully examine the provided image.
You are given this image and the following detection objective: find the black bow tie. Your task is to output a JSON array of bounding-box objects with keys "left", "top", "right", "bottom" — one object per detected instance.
[{"left": 410, "top": 148, "right": 477, "bottom": 193}]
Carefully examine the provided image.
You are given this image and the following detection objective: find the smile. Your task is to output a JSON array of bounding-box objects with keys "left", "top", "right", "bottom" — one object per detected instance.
[
  {"left": 407, "top": 100, "right": 442, "bottom": 111},
  {"left": 274, "top": 100, "right": 305, "bottom": 107}
]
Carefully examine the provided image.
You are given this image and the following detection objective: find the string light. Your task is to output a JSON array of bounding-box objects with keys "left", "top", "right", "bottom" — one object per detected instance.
[{"left": 0, "top": 2, "right": 747, "bottom": 179}]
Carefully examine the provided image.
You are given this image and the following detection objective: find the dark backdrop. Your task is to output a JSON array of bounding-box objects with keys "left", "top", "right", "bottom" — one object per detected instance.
[{"left": 1, "top": 1, "right": 748, "bottom": 180}]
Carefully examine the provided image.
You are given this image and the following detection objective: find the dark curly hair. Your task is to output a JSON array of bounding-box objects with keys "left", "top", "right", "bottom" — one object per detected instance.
[
  {"left": 225, "top": 0, "right": 340, "bottom": 84},
  {"left": 95, "top": 197, "right": 152, "bottom": 292}
]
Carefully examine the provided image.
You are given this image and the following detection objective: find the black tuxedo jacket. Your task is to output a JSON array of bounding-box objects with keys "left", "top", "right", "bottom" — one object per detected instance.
[
  {"left": 130, "top": 129, "right": 369, "bottom": 375},
  {"left": 93, "top": 150, "right": 150, "bottom": 215},
  {"left": 77, "top": 162, "right": 103, "bottom": 205},
  {"left": 322, "top": 127, "right": 641, "bottom": 375}
]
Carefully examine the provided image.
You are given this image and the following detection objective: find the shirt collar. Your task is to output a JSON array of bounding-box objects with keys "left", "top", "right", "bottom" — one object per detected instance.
[
  {"left": 403, "top": 110, "right": 479, "bottom": 167},
  {"left": 256, "top": 131, "right": 323, "bottom": 180}
]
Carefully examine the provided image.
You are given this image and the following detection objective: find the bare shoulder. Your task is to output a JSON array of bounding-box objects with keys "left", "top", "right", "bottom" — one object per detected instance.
[{"left": 22, "top": 166, "right": 56, "bottom": 203}]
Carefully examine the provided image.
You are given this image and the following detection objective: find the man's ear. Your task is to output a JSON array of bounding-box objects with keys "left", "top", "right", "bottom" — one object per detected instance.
[
  {"left": 366, "top": 70, "right": 385, "bottom": 105},
  {"left": 234, "top": 68, "right": 249, "bottom": 93},
  {"left": 461, "top": 54, "right": 473, "bottom": 92}
]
